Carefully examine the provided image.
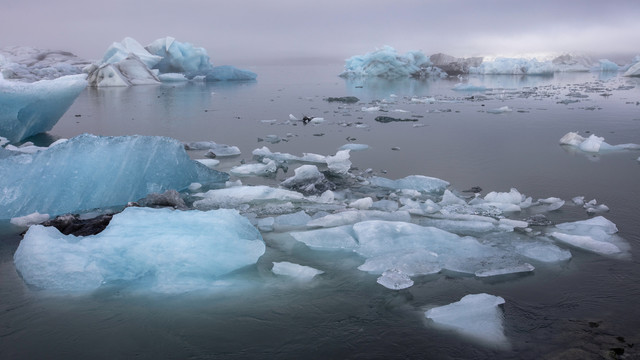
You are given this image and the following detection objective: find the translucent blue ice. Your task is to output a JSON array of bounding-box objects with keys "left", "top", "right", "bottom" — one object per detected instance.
[
  {"left": 0, "top": 134, "right": 228, "bottom": 219},
  {"left": 146, "top": 37, "right": 213, "bottom": 78},
  {"left": 0, "top": 74, "right": 87, "bottom": 142},
  {"left": 369, "top": 175, "right": 449, "bottom": 194},
  {"left": 204, "top": 65, "right": 257, "bottom": 82},
  {"left": 13, "top": 207, "right": 265, "bottom": 293},
  {"left": 340, "top": 46, "right": 444, "bottom": 79}
]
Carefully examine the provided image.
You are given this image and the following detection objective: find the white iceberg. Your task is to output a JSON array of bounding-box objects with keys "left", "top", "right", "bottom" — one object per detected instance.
[
  {"left": 623, "top": 61, "right": 640, "bottom": 77},
  {"left": 13, "top": 207, "right": 265, "bottom": 293},
  {"left": 425, "top": 293, "right": 508, "bottom": 347},
  {"left": 0, "top": 134, "right": 227, "bottom": 219},
  {"left": 193, "top": 185, "right": 304, "bottom": 209},
  {"left": 86, "top": 53, "right": 160, "bottom": 87},
  {"left": 340, "top": 46, "right": 445, "bottom": 79},
  {"left": 0, "top": 74, "right": 87, "bottom": 142},
  {"left": 559, "top": 132, "right": 640, "bottom": 153},
  {"left": 230, "top": 159, "right": 277, "bottom": 177},
  {"left": 549, "top": 216, "right": 627, "bottom": 255}
]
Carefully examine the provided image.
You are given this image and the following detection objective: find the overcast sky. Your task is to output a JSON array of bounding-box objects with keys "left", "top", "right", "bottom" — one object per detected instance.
[{"left": 2, "top": 0, "right": 639, "bottom": 65}]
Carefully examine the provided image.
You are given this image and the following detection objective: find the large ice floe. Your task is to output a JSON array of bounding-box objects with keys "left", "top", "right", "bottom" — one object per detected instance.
[
  {"left": 85, "top": 37, "right": 256, "bottom": 86},
  {"left": 0, "top": 134, "right": 227, "bottom": 219},
  {"left": 469, "top": 57, "right": 555, "bottom": 75},
  {"left": 0, "top": 73, "right": 87, "bottom": 142},
  {"left": 340, "top": 46, "right": 445, "bottom": 79},
  {"left": 14, "top": 207, "right": 265, "bottom": 293},
  {"left": 559, "top": 132, "right": 640, "bottom": 153},
  {"left": 425, "top": 293, "right": 508, "bottom": 347}
]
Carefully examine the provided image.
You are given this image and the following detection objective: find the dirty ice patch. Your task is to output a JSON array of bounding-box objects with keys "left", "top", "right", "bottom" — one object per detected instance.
[{"left": 13, "top": 208, "right": 265, "bottom": 294}]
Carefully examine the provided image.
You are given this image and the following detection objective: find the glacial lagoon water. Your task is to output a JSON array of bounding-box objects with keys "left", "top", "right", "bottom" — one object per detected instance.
[{"left": 1, "top": 64, "right": 640, "bottom": 359}]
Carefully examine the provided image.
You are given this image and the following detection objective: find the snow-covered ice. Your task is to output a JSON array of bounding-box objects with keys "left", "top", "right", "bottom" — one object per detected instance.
[
  {"left": 0, "top": 134, "right": 227, "bottom": 219},
  {"left": 425, "top": 293, "right": 507, "bottom": 347},
  {"left": 0, "top": 74, "right": 87, "bottom": 141},
  {"left": 13, "top": 207, "right": 265, "bottom": 293}
]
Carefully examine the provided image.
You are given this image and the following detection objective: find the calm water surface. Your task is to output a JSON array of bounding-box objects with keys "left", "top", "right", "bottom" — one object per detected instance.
[{"left": 1, "top": 65, "right": 640, "bottom": 359}]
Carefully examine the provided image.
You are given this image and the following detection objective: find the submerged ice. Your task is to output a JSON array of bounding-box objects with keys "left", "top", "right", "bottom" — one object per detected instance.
[
  {"left": 0, "top": 134, "right": 227, "bottom": 219},
  {"left": 14, "top": 207, "right": 265, "bottom": 293}
]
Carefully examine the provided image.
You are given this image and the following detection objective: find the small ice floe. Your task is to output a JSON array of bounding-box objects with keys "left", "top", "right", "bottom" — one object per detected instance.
[
  {"left": 486, "top": 106, "right": 513, "bottom": 114},
  {"left": 280, "top": 165, "right": 335, "bottom": 196},
  {"left": 10, "top": 212, "right": 50, "bottom": 228},
  {"left": 361, "top": 106, "right": 380, "bottom": 112},
  {"left": 184, "top": 141, "right": 241, "bottom": 157},
  {"left": 549, "top": 216, "right": 628, "bottom": 256},
  {"left": 453, "top": 83, "right": 487, "bottom": 92},
  {"left": 338, "top": 143, "right": 369, "bottom": 151},
  {"left": 425, "top": 293, "right": 508, "bottom": 347},
  {"left": 289, "top": 114, "right": 298, "bottom": 121},
  {"left": 195, "top": 158, "right": 220, "bottom": 168},
  {"left": 271, "top": 261, "right": 323, "bottom": 280},
  {"left": 559, "top": 132, "right": 640, "bottom": 153},
  {"left": 376, "top": 269, "right": 414, "bottom": 290},
  {"left": 230, "top": 159, "right": 277, "bottom": 177}
]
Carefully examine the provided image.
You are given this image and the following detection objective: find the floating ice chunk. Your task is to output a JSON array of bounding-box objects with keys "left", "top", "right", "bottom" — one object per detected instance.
[
  {"left": 184, "top": 141, "right": 241, "bottom": 156},
  {"left": 253, "top": 146, "right": 327, "bottom": 164},
  {"left": 145, "top": 36, "right": 213, "bottom": 78},
  {"left": 309, "top": 117, "right": 325, "bottom": 124},
  {"left": 487, "top": 106, "right": 513, "bottom": 114},
  {"left": 340, "top": 46, "right": 444, "bottom": 78},
  {"left": 358, "top": 248, "right": 440, "bottom": 276},
  {"left": 193, "top": 186, "right": 304, "bottom": 209},
  {"left": 325, "top": 149, "right": 351, "bottom": 174},
  {"left": 13, "top": 207, "right": 265, "bottom": 293},
  {"left": 481, "top": 188, "right": 532, "bottom": 212},
  {"left": 290, "top": 225, "right": 359, "bottom": 250},
  {"left": 271, "top": 261, "right": 323, "bottom": 280},
  {"left": 470, "top": 57, "right": 554, "bottom": 75},
  {"left": 0, "top": 46, "right": 88, "bottom": 82},
  {"left": 0, "top": 74, "right": 87, "bottom": 142},
  {"left": 289, "top": 114, "right": 298, "bottom": 121},
  {"left": 205, "top": 65, "right": 257, "bottom": 82},
  {"left": 559, "top": 132, "right": 640, "bottom": 153},
  {"left": 593, "top": 59, "right": 620, "bottom": 72},
  {"left": 550, "top": 216, "right": 626, "bottom": 255},
  {"left": 425, "top": 293, "right": 507, "bottom": 347},
  {"left": 361, "top": 106, "right": 380, "bottom": 112},
  {"left": 429, "top": 53, "right": 483, "bottom": 75},
  {"left": 257, "top": 217, "right": 275, "bottom": 232},
  {"left": 371, "top": 199, "right": 399, "bottom": 212},
  {"left": 536, "top": 197, "right": 565, "bottom": 211},
  {"left": 10, "top": 212, "right": 50, "bottom": 228},
  {"left": 439, "top": 190, "right": 467, "bottom": 206},
  {"left": 572, "top": 196, "right": 585, "bottom": 205},
  {"left": 230, "top": 159, "right": 277, "bottom": 177},
  {"left": 349, "top": 197, "right": 373, "bottom": 210},
  {"left": 280, "top": 165, "right": 335, "bottom": 195},
  {"left": 369, "top": 175, "right": 449, "bottom": 194},
  {"left": 0, "top": 134, "right": 226, "bottom": 219},
  {"left": 376, "top": 269, "right": 414, "bottom": 290},
  {"left": 196, "top": 158, "right": 220, "bottom": 168},
  {"left": 307, "top": 210, "right": 411, "bottom": 228},
  {"left": 514, "top": 240, "right": 572, "bottom": 262},
  {"left": 475, "top": 263, "right": 534, "bottom": 277}
]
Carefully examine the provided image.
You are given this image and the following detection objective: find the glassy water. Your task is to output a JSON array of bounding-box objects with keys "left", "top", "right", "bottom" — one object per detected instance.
[{"left": 1, "top": 65, "right": 639, "bottom": 359}]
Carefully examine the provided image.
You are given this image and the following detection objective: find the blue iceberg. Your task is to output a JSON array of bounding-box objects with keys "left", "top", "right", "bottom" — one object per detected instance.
[
  {"left": 0, "top": 74, "right": 87, "bottom": 142},
  {"left": 340, "top": 46, "right": 445, "bottom": 79},
  {"left": 13, "top": 207, "right": 265, "bottom": 293},
  {"left": 86, "top": 37, "right": 257, "bottom": 86},
  {"left": 0, "top": 134, "right": 228, "bottom": 219}
]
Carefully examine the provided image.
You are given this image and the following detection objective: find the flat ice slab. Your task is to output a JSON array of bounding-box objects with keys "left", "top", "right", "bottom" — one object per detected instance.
[
  {"left": 425, "top": 293, "right": 508, "bottom": 347},
  {"left": 13, "top": 207, "right": 265, "bottom": 293}
]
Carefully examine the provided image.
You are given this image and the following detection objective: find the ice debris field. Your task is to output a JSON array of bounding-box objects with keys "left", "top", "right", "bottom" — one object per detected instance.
[{"left": 1, "top": 40, "right": 639, "bottom": 348}]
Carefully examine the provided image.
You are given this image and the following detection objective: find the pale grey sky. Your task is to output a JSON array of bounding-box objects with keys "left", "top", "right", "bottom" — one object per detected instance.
[{"left": 2, "top": 0, "right": 639, "bottom": 65}]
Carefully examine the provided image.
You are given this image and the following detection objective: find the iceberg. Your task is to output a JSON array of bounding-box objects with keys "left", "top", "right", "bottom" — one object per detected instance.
[
  {"left": 470, "top": 57, "right": 554, "bottom": 75},
  {"left": 86, "top": 37, "right": 257, "bottom": 86},
  {"left": 623, "top": 60, "right": 640, "bottom": 77},
  {"left": 0, "top": 134, "right": 227, "bottom": 219},
  {"left": 193, "top": 185, "right": 305, "bottom": 210},
  {"left": 593, "top": 59, "right": 620, "bottom": 72},
  {"left": 13, "top": 207, "right": 265, "bottom": 293},
  {"left": 280, "top": 165, "right": 336, "bottom": 195},
  {"left": 425, "top": 293, "right": 508, "bottom": 347},
  {"left": 549, "top": 216, "right": 627, "bottom": 255},
  {"left": 552, "top": 54, "right": 592, "bottom": 72},
  {"left": 428, "top": 53, "right": 483, "bottom": 75},
  {"left": 230, "top": 159, "right": 277, "bottom": 177},
  {"left": 559, "top": 132, "right": 640, "bottom": 153},
  {"left": 340, "top": 46, "right": 445, "bottom": 79},
  {"left": 184, "top": 140, "right": 241, "bottom": 157},
  {"left": 0, "top": 74, "right": 87, "bottom": 142}
]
